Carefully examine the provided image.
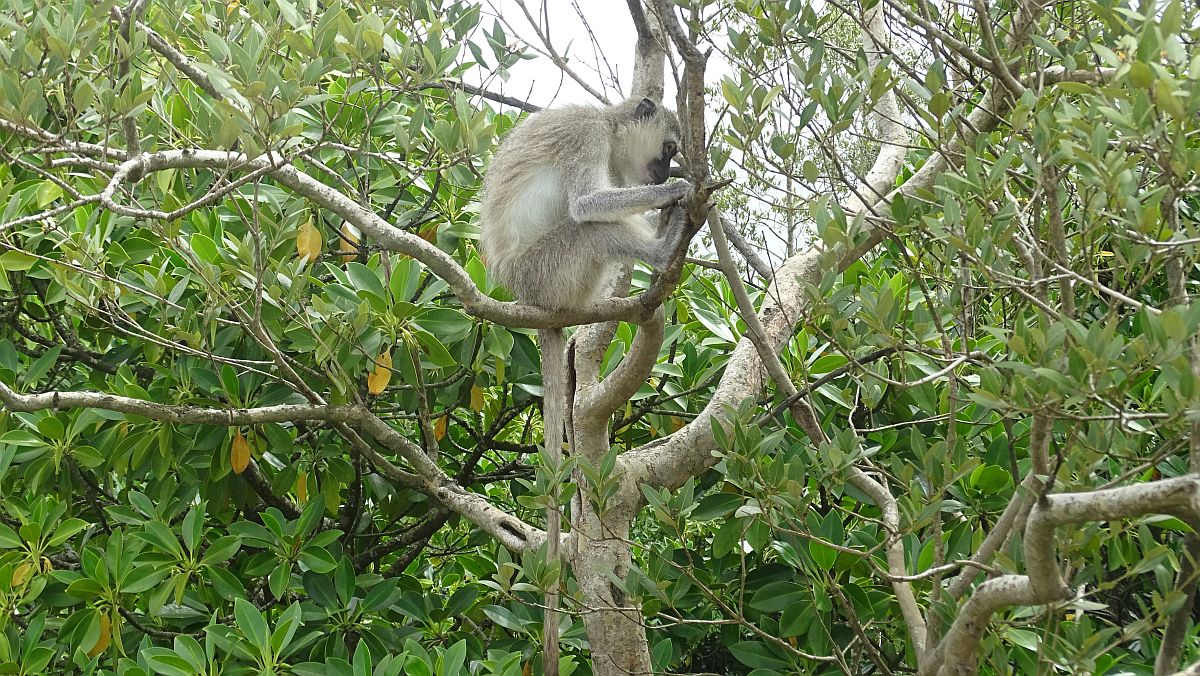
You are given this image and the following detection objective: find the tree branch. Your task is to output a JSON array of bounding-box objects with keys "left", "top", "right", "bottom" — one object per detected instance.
[
  {"left": 932, "top": 475, "right": 1200, "bottom": 675},
  {"left": 86, "top": 148, "right": 659, "bottom": 330},
  {"left": 579, "top": 307, "right": 665, "bottom": 419},
  {"left": 0, "top": 378, "right": 541, "bottom": 554}
]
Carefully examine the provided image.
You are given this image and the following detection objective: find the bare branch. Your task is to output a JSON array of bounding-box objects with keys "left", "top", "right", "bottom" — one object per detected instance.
[
  {"left": 580, "top": 307, "right": 665, "bottom": 419},
  {"left": 934, "top": 476, "right": 1200, "bottom": 674},
  {"left": 0, "top": 379, "right": 356, "bottom": 426},
  {"left": 88, "top": 148, "right": 660, "bottom": 330},
  {"left": 419, "top": 81, "right": 542, "bottom": 112},
  {"left": 0, "top": 378, "right": 542, "bottom": 554}
]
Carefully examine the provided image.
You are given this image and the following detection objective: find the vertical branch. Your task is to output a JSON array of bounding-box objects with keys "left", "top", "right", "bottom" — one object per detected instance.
[
  {"left": 1157, "top": 532, "right": 1200, "bottom": 675},
  {"left": 626, "top": 0, "right": 665, "bottom": 101},
  {"left": 117, "top": 0, "right": 147, "bottom": 153},
  {"left": 1043, "top": 163, "right": 1075, "bottom": 319},
  {"left": 652, "top": 0, "right": 709, "bottom": 187},
  {"left": 1157, "top": 342, "right": 1200, "bottom": 673}
]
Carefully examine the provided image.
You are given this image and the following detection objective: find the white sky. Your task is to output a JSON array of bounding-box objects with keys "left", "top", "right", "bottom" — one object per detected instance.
[{"left": 472, "top": 0, "right": 675, "bottom": 108}]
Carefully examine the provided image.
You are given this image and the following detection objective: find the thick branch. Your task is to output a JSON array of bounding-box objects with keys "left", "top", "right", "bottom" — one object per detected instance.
[
  {"left": 0, "top": 379, "right": 356, "bottom": 426},
  {"left": 580, "top": 307, "right": 665, "bottom": 419},
  {"left": 91, "top": 149, "right": 658, "bottom": 330},
  {"left": 355, "top": 414, "right": 544, "bottom": 553},
  {"left": 0, "top": 378, "right": 541, "bottom": 554},
  {"left": 933, "top": 475, "right": 1200, "bottom": 675}
]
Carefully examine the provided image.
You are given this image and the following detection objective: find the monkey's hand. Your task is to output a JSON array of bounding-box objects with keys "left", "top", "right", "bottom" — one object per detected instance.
[{"left": 652, "top": 180, "right": 693, "bottom": 209}]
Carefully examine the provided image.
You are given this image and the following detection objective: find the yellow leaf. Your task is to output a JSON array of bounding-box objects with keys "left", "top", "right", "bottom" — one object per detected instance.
[
  {"left": 672, "top": 417, "right": 686, "bottom": 432},
  {"left": 296, "top": 219, "right": 322, "bottom": 264},
  {"left": 419, "top": 225, "right": 438, "bottom": 244},
  {"left": 434, "top": 415, "right": 448, "bottom": 441},
  {"left": 367, "top": 350, "right": 393, "bottom": 395},
  {"left": 87, "top": 613, "right": 111, "bottom": 658},
  {"left": 470, "top": 384, "right": 484, "bottom": 412},
  {"left": 339, "top": 223, "right": 360, "bottom": 264},
  {"left": 296, "top": 471, "right": 309, "bottom": 504},
  {"left": 522, "top": 660, "right": 533, "bottom": 676},
  {"left": 12, "top": 561, "right": 33, "bottom": 586},
  {"left": 230, "top": 431, "right": 250, "bottom": 475}
]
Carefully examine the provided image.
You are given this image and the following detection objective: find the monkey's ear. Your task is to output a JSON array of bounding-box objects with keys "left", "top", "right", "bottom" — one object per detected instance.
[{"left": 634, "top": 98, "right": 656, "bottom": 120}]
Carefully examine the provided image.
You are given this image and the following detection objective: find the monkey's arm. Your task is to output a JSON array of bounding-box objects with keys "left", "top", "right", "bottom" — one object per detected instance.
[{"left": 568, "top": 181, "right": 692, "bottom": 224}]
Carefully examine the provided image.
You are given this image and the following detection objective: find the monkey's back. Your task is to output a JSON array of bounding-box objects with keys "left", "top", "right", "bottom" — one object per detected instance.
[{"left": 479, "top": 104, "right": 615, "bottom": 286}]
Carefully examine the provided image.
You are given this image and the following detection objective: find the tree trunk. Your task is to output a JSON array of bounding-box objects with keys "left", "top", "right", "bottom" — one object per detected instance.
[{"left": 571, "top": 504, "right": 651, "bottom": 676}]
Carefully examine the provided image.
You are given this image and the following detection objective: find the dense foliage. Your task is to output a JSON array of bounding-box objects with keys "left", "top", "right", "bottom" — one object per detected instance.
[{"left": 1, "top": 0, "right": 1199, "bottom": 674}]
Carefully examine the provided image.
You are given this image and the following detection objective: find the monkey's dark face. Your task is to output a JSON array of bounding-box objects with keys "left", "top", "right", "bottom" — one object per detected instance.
[
  {"left": 648, "top": 141, "right": 678, "bottom": 184},
  {"left": 615, "top": 97, "right": 684, "bottom": 186}
]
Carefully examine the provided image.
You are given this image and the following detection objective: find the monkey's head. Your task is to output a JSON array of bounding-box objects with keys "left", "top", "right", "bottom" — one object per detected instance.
[{"left": 612, "top": 97, "right": 682, "bottom": 187}]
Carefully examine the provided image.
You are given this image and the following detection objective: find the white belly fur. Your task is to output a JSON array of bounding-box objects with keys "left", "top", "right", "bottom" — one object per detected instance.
[{"left": 481, "top": 165, "right": 567, "bottom": 268}]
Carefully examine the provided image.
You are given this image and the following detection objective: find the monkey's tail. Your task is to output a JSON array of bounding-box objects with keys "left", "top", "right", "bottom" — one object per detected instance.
[{"left": 538, "top": 327, "right": 566, "bottom": 676}]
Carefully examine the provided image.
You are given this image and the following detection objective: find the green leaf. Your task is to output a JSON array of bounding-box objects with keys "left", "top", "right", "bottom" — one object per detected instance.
[
  {"left": 181, "top": 505, "right": 203, "bottom": 553},
  {"left": 189, "top": 233, "right": 220, "bottom": 264},
  {"left": 295, "top": 498, "right": 325, "bottom": 539},
  {"left": 47, "top": 518, "right": 88, "bottom": 546},
  {"left": 802, "top": 160, "right": 819, "bottom": 183},
  {"left": 274, "top": 0, "right": 305, "bottom": 28},
  {"left": 143, "top": 649, "right": 195, "bottom": 676},
  {"left": 269, "top": 561, "right": 292, "bottom": 599},
  {"left": 779, "top": 602, "right": 813, "bottom": 637},
  {"left": 729, "top": 641, "right": 790, "bottom": 670},
  {"left": 298, "top": 547, "right": 338, "bottom": 573},
  {"left": 929, "top": 92, "right": 950, "bottom": 119},
  {"left": 270, "top": 602, "right": 303, "bottom": 654},
  {"left": 0, "top": 250, "right": 36, "bottom": 272},
  {"left": 140, "top": 522, "right": 184, "bottom": 559},
  {"left": 22, "top": 345, "right": 62, "bottom": 387},
  {"left": 121, "top": 565, "right": 171, "bottom": 594},
  {"left": 692, "top": 493, "right": 741, "bottom": 521},
  {"left": 749, "top": 582, "right": 806, "bottom": 613},
  {"left": 1155, "top": 80, "right": 1186, "bottom": 119},
  {"left": 443, "top": 585, "right": 478, "bottom": 617},
  {"left": 201, "top": 536, "right": 242, "bottom": 567},
  {"left": 438, "top": 639, "right": 466, "bottom": 676},
  {"left": 234, "top": 597, "right": 271, "bottom": 656},
  {"left": 1127, "top": 61, "right": 1154, "bottom": 88},
  {"left": 969, "top": 465, "right": 1011, "bottom": 494},
  {"left": 1006, "top": 628, "right": 1040, "bottom": 651},
  {"left": 481, "top": 605, "right": 527, "bottom": 632}
]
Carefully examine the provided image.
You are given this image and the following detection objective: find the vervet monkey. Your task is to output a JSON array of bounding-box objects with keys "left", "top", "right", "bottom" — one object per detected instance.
[{"left": 479, "top": 97, "right": 694, "bottom": 673}]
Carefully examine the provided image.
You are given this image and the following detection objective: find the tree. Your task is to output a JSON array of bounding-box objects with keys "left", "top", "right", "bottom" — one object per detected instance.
[{"left": 1, "top": 0, "right": 1199, "bottom": 674}]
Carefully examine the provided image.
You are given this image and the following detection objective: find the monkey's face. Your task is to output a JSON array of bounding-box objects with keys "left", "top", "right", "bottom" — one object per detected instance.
[
  {"left": 614, "top": 97, "right": 683, "bottom": 186},
  {"left": 615, "top": 122, "right": 681, "bottom": 186},
  {"left": 648, "top": 141, "right": 678, "bottom": 184}
]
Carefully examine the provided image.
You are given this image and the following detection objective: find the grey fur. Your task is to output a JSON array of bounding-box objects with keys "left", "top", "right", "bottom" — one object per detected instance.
[
  {"left": 480, "top": 97, "right": 694, "bottom": 309},
  {"left": 478, "top": 97, "right": 692, "bottom": 676}
]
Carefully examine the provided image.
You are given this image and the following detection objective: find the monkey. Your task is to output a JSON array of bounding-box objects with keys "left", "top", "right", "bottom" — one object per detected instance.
[{"left": 479, "top": 97, "right": 695, "bottom": 674}]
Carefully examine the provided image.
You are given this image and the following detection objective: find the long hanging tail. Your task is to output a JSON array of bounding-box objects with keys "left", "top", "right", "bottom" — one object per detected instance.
[{"left": 538, "top": 327, "right": 567, "bottom": 676}]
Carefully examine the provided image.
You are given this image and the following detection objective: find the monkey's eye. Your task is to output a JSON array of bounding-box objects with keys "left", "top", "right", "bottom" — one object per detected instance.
[{"left": 662, "top": 142, "right": 677, "bottom": 158}]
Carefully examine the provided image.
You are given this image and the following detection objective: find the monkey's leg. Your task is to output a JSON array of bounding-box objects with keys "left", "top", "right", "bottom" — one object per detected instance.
[
  {"left": 655, "top": 205, "right": 702, "bottom": 263},
  {"left": 506, "top": 229, "right": 611, "bottom": 310},
  {"left": 615, "top": 209, "right": 698, "bottom": 270},
  {"left": 538, "top": 219, "right": 668, "bottom": 273}
]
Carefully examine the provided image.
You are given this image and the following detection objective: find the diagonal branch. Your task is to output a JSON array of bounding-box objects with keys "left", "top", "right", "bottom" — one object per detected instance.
[
  {"left": 0, "top": 379, "right": 542, "bottom": 553},
  {"left": 932, "top": 475, "right": 1200, "bottom": 675},
  {"left": 80, "top": 147, "right": 660, "bottom": 330},
  {"left": 579, "top": 307, "right": 665, "bottom": 419}
]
